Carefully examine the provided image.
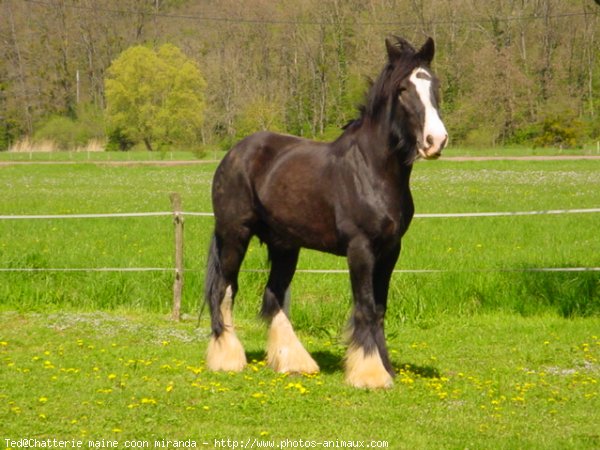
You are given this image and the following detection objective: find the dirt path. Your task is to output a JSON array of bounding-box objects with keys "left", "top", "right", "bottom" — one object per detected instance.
[{"left": 442, "top": 155, "right": 600, "bottom": 162}]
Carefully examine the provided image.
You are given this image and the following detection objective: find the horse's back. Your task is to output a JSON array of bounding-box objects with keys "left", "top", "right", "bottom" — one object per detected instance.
[{"left": 213, "top": 131, "right": 339, "bottom": 251}]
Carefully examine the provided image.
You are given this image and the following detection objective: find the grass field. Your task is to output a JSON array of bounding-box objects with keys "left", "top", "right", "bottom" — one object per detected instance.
[
  {"left": 1, "top": 313, "right": 599, "bottom": 448},
  {"left": 0, "top": 151, "right": 599, "bottom": 448}
]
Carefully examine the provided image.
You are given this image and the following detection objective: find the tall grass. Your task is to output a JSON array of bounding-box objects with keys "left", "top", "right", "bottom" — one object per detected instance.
[{"left": 0, "top": 159, "right": 598, "bottom": 329}]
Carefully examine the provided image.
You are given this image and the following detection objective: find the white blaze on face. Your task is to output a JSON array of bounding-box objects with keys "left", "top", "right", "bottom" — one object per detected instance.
[{"left": 409, "top": 68, "right": 448, "bottom": 159}]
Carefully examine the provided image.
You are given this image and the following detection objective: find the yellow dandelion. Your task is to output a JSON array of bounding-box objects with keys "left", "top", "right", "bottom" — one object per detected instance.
[
  {"left": 186, "top": 365, "right": 203, "bottom": 375},
  {"left": 38, "top": 396, "right": 48, "bottom": 404},
  {"left": 112, "top": 428, "right": 122, "bottom": 433},
  {"left": 203, "top": 406, "right": 210, "bottom": 411},
  {"left": 285, "top": 383, "right": 308, "bottom": 394}
]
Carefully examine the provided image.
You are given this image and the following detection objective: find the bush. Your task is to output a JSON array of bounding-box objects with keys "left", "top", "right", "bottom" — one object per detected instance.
[
  {"left": 533, "top": 115, "right": 585, "bottom": 149},
  {"left": 34, "top": 116, "right": 80, "bottom": 150},
  {"left": 509, "top": 113, "right": 589, "bottom": 149},
  {"left": 33, "top": 105, "right": 105, "bottom": 151},
  {"left": 105, "top": 127, "right": 135, "bottom": 152}
]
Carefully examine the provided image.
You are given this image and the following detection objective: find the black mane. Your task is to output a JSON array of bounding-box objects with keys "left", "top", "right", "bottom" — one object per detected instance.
[
  {"left": 339, "top": 37, "right": 436, "bottom": 161},
  {"left": 342, "top": 36, "right": 425, "bottom": 130}
]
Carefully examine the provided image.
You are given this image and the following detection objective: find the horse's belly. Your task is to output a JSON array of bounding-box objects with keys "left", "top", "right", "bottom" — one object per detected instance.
[
  {"left": 257, "top": 175, "right": 339, "bottom": 251},
  {"left": 259, "top": 198, "right": 339, "bottom": 252}
]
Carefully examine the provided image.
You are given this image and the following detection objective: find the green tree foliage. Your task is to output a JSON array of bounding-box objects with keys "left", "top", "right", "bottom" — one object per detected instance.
[
  {"left": 105, "top": 44, "right": 206, "bottom": 151},
  {"left": 2, "top": 0, "right": 599, "bottom": 150},
  {"left": 234, "top": 98, "right": 285, "bottom": 143}
]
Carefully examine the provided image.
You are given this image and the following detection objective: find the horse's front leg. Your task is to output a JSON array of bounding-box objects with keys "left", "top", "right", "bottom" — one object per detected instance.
[
  {"left": 261, "top": 247, "right": 319, "bottom": 374},
  {"left": 372, "top": 243, "right": 401, "bottom": 377},
  {"left": 345, "top": 237, "right": 394, "bottom": 389}
]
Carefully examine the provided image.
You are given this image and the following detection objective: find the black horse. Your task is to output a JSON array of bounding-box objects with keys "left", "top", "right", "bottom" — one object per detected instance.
[{"left": 205, "top": 36, "right": 448, "bottom": 388}]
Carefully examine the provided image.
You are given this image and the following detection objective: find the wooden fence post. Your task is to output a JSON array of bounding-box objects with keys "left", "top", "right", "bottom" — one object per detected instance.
[{"left": 170, "top": 193, "right": 184, "bottom": 321}]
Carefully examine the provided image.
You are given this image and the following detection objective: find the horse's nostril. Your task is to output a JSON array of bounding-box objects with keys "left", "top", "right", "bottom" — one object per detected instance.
[
  {"left": 441, "top": 135, "right": 448, "bottom": 150},
  {"left": 426, "top": 135, "right": 434, "bottom": 146}
]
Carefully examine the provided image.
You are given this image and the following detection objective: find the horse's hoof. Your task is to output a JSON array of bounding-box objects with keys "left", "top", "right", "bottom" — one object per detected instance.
[
  {"left": 206, "top": 331, "right": 247, "bottom": 372},
  {"left": 345, "top": 345, "right": 393, "bottom": 389},
  {"left": 267, "top": 311, "right": 320, "bottom": 374}
]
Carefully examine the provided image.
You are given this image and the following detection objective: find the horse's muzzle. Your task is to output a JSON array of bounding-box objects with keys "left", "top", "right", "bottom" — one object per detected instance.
[{"left": 419, "top": 134, "right": 448, "bottom": 160}]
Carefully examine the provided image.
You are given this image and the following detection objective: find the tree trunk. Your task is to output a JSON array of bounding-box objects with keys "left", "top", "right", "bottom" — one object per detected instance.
[{"left": 143, "top": 137, "right": 153, "bottom": 152}]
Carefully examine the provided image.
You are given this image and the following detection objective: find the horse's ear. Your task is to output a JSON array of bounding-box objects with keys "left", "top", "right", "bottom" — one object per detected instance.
[
  {"left": 417, "top": 37, "right": 435, "bottom": 64},
  {"left": 386, "top": 36, "right": 415, "bottom": 61},
  {"left": 385, "top": 38, "right": 402, "bottom": 61}
]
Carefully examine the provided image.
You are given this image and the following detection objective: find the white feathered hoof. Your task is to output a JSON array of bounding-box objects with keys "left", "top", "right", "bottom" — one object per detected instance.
[
  {"left": 206, "top": 330, "right": 247, "bottom": 372},
  {"left": 267, "top": 311, "right": 319, "bottom": 374},
  {"left": 206, "top": 285, "right": 247, "bottom": 372},
  {"left": 345, "top": 345, "right": 393, "bottom": 389}
]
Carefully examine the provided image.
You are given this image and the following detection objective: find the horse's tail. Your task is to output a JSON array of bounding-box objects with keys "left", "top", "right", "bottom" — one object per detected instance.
[{"left": 205, "top": 233, "right": 225, "bottom": 337}]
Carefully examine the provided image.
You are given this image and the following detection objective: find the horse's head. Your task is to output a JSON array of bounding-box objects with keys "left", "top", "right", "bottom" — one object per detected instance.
[{"left": 385, "top": 37, "right": 448, "bottom": 160}]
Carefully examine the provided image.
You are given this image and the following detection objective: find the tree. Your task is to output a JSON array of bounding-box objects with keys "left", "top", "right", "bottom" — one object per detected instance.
[{"left": 105, "top": 44, "right": 206, "bottom": 151}]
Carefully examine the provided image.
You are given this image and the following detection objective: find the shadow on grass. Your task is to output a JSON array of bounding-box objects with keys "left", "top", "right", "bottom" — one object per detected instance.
[
  {"left": 244, "top": 350, "right": 344, "bottom": 374},
  {"left": 506, "top": 269, "right": 600, "bottom": 318},
  {"left": 246, "top": 349, "right": 442, "bottom": 379},
  {"left": 396, "top": 362, "right": 441, "bottom": 379}
]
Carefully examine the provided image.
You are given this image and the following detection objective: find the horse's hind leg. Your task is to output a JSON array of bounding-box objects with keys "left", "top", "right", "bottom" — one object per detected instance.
[
  {"left": 205, "top": 231, "right": 250, "bottom": 372},
  {"left": 261, "top": 247, "right": 319, "bottom": 374}
]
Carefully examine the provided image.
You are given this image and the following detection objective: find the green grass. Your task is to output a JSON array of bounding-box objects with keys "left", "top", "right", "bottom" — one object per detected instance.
[
  {"left": 0, "top": 153, "right": 599, "bottom": 447},
  {"left": 443, "top": 145, "right": 600, "bottom": 157},
  {"left": 0, "top": 144, "right": 598, "bottom": 162},
  {"left": 0, "top": 158, "right": 598, "bottom": 321},
  {"left": 0, "top": 312, "right": 599, "bottom": 448},
  {"left": 0, "top": 150, "right": 218, "bottom": 163}
]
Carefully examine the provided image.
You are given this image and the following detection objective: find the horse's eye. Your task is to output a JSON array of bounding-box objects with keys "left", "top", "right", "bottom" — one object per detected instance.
[{"left": 398, "top": 88, "right": 408, "bottom": 102}]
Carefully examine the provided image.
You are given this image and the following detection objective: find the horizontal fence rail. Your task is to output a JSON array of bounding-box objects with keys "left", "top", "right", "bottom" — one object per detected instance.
[
  {"left": 0, "top": 267, "right": 172, "bottom": 272},
  {"left": 2, "top": 204, "right": 599, "bottom": 318},
  {"left": 2, "top": 267, "right": 599, "bottom": 274},
  {"left": 1, "top": 208, "right": 600, "bottom": 220}
]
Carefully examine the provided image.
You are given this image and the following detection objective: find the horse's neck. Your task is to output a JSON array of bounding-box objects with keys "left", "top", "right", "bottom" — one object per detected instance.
[{"left": 350, "top": 118, "right": 413, "bottom": 174}]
